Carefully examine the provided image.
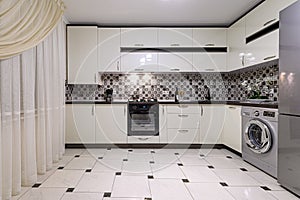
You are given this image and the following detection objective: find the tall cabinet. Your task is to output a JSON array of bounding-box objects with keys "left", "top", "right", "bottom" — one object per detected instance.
[{"left": 67, "top": 26, "right": 98, "bottom": 84}]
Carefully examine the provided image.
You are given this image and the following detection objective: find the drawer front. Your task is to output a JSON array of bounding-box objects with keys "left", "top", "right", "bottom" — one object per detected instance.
[
  {"left": 167, "top": 104, "right": 201, "bottom": 114},
  {"left": 127, "top": 136, "right": 159, "bottom": 144},
  {"left": 168, "top": 129, "right": 199, "bottom": 144},
  {"left": 167, "top": 113, "right": 200, "bottom": 129}
]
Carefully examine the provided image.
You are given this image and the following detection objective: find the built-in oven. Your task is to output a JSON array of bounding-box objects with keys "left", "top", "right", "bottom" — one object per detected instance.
[{"left": 128, "top": 102, "right": 159, "bottom": 136}]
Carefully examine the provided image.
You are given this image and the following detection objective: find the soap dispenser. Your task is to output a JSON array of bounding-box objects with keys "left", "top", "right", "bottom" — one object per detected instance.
[{"left": 175, "top": 87, "right": 179, "bottom": 102}]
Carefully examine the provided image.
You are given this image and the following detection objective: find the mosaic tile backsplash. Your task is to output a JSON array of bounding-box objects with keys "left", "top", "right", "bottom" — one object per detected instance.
[{"left": 65, "top": 60, "right": 279, "bottom": 102}]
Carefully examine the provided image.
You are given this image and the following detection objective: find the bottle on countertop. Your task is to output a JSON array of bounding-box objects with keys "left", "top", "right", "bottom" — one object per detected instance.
[{"left": 175, "top": 87, "right": 179, "bottom": 102}]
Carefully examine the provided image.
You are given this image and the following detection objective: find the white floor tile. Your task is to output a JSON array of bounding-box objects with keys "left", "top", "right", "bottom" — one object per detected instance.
[
  {"left": 103, "top": 152, "right": 128, "bottom": 161},
  {"left": 103, "top": 198, "right": 144, "bottom": 200},
  {"left": 41, "top": 170, "right": 85, "bottom": 188},
  {"left": 127, "top": 153, "right": 154, "bottom": 163},
  {"left": 112, "top": 176, "right": 151, "bottom": 198},
  {"left": 178, "top": 155, "right": 208, "bottom": 165},
  {"left": 81, "top": 149, "right": 107, "bottom": 157},
  {"left": 149, "top": 179, "right": 193, "bottom": 200},
  {"left": 152, "top": 164, "right": 186, "bottom": 179},
  {"left": 214, "top": 169, "right": 261, "bottom": 186},
  {"left": 61, "top": 193, "right": 103, "bottom": 200},
  {"left": 64, "top": 149, "right": 85, "bottom": 156},
  {"left": 122, "top": 161, "right": 152, "bottom": 176},
  {"left": 152, "top": 154, "right": 179, "bottom": 164},
  {"left": 247, "top": 171, "right": 283, "bottom": 190},
  {"left": 93, "top": 160, "right": 123, "bottom": 172},
  {"left": 57, "top": 156, "right": 74, "bottom": 167},
  {"left": 181, "top": 166, "right": 221, "bottom": 182},
  {"left": 64, "top": 157, "right": 96, "bottom": 170},
  {"left": 226, "top": 187, "right": 277, "bottom": 200},
  {"left": 75, "top": 172, "right": 115, "bottom": 193},
  {"left": 18, "top": 188, "right": 66, "bottom": 200},
  {"left": 199, "top": 149, "right": 227, "bottom": 157},
  {"left": 205, "top": 157, "right": 240, "bottom": 169},
  {"left": 186, "top": 183, "right": 235, "bottom": 200},
  {"left": 270, "top": 191, "right": 300, "bottom": 200}
]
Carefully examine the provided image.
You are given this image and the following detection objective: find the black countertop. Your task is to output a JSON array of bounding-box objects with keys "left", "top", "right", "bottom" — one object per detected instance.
[{"left": 65, "top": 100, "right": 278, "bottom": 109}]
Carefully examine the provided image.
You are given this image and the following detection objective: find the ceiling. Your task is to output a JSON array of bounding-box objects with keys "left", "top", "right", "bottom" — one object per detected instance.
[{"left": 63, "top": 0, "right": 264, "bottom": 27}]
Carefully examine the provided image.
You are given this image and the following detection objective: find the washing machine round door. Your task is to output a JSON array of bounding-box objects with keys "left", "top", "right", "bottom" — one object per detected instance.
[{"left": 244, "top": 119, "right": 272, "bottom": 154}]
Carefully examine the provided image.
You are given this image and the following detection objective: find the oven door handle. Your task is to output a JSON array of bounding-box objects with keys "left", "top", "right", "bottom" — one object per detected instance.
[
  {"left": 178, "top": 114, "right": 189, "bottom": 118},
  {"left": 137, "top": 137, "right": 150, "bottom": 141}
]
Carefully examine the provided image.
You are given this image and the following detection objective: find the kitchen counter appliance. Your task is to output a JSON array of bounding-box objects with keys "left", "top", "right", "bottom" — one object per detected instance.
[
  {"left": 128, "top": 100, "right": 159, "bottom": 136},
  {"left": 278, "top": 1, "right": 300, "bottom": 196}
]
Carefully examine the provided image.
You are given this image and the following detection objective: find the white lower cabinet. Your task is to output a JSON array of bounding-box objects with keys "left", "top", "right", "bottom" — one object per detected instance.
[
  {"left": 65, "top": 104, "right": 95, "bottom": 144},
  {"left": 95, "top": 104, "right": 127, "bottom": 143},
  {"left": 165, "top": 104, "right": 200, "bottom": 143},
  {"left": 159, "top": 104, "right": 168, "bottom": 143},
  {"left": 222, "top": 105, "right": 242, "bottom": 153},
  {"left": 127, "top": 136, "right": 159, "bottom": 143},
  {"left": 200, "top": 105, "right": 226, "bottom": 144},
  {"left": 168, "top": 129, "right": 199, "bottom": 144}
]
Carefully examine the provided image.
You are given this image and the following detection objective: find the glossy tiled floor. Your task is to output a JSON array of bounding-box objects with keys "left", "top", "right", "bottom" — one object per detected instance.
[{"left": 14, "top": 148, "right": 299, "bottom": 200}]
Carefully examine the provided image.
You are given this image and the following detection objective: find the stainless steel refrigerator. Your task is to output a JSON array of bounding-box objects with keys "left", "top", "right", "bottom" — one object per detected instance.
[{"left": 278, "top": 0, "right": 300, "bottom": 196}]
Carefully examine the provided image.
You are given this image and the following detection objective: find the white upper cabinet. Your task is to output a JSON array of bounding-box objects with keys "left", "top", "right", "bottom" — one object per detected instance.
[
  {"left": 158, "top": 53, "right": 193, "bottom": 72},
  {"left": 193, "top": 53, "right": 227, "bottom": 72},
  {"left": 193, "top": 28, "right": 227, "bottom": 47},
  {"left": 245, "top": 0, "right": 298, "bottom": 37},
  {"left": 121, "top": 52, "right": 158, "bottom": 72},
  {"left": 227, "top": 18, "right": 246, "bottom": 71},
  {"left": 244, "top": 29, "right": 279, "bottom": 67},
  {"left": 158, "top": 28, "right": 193, "bottom": 47},
  {"left": 98, "top": 28, "right": 121, "bottom": 72},
  {"left": 67, "top": 26, "right": 98, "bottom": 84},
  {"left": 121, "top": 28, "right": 158, "bottom": 47}
]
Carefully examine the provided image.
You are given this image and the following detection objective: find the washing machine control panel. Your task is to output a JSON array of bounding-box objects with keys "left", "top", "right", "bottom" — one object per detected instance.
[
  {"left": 254, "top": 111, "right": 260, "bottom": 117},
  {"left": 263, "top": 111, "right": 276, "bottom": 118}
]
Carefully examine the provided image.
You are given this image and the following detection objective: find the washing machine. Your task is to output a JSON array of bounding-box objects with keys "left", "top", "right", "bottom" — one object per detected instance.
[{"left": 242, "top": 106, "right": 278, "bottom": 178}]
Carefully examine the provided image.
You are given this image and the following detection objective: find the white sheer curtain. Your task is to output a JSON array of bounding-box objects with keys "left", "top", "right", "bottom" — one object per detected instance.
[{"left": 0, "top": 18, "right": 66, "bottom": 199}]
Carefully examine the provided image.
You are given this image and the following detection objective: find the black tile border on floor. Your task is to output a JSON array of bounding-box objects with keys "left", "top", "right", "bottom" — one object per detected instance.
[
  {"left": 208, "top": 165, "right": 215, "bottom": 169},
  {"left": 115, "top": 172, "right": 122, "bottom": 176},
  {"left": 182, "top": 179, "right": 189, "bottom": 183},
  {"left": 85, "top": 169, "right": 92, "bottom": 173},
  {"left": 32, "top": 183, "right": 41, "bottom": 188},
  {"left": 220, "top": 182, "right": 228, "bottom": 187},
  {"left": 103, "top": 192, "right": 111, "bottom": 197},
  {"left": 57, "top": 167, "right": 64, "bottom": 170},
  {"left": 177, "top": 163, "right": 183, "bottom": 166},
  {"left": 260, "top": 186, "right": 271, "bottom": 191},
  {"left": 74, "top": 155, "right": 80, "bottom": 158},
  {"left": 240, "top": 168, "right": 248, "bottom": 172},
  {"left": 148, "top": 175, "right": 154, "bottom": 179},
  {"left": 66, "top": 188, "right": 75, "bottom": 192}
]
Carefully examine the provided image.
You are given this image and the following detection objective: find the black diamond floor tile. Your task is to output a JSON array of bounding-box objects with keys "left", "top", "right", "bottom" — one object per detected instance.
[
  {"left": 66, "top": 188, "right": 75, "bottom": 192},
  {"left": 32, "top": 183, "right": 41, "bottom": 188},
  {"left": 220, "top": 182, "right": 228, "bottom": 187},
  {"left": 103, "top": 192, "right": 111, "bottom": 197},
  {"left": 260, "top": 186, "right": 271, "bottom": 191}
]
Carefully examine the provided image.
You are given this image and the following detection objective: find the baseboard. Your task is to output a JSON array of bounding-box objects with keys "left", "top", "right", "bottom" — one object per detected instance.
[
  {"left": 222, "top": 144, "right": 242, "bottom": 157},
  {"left": 65, "top": 143, "right": 224, "bottom": 149}
]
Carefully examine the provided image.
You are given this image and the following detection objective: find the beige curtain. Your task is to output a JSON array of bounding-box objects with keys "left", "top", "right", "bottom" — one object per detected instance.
[{"left": 0, "top": 0, "right": 65, "bottom": 60}]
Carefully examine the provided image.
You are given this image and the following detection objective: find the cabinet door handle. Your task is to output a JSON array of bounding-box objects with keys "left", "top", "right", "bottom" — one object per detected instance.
[
  {"left": 117, "top": 61, "right": 120, "bottom": 71},
  {"left": 134, "top": 44, "right": 144, "bottom": 47},
  {"left": 124, "top": 105, "right": 126, "bottom": 116},
  {"left": 263, "top": 55, "right": 276, "bottom": 61},
  {"left": 241, "top": 55, "right": 245, "bottom": 66},
  {"left": 94, "top": 74, "right": 97, "bottom": 83},
  {"left": 170, "top": 43, "right": 180, "bottom": 47},
  {"left": 92, "top": 105, "right": 94, "bottom": 115},
  {"left": 178, "top": 105, "right": 188, "bottom": 108},
  {"left": 134, "top": 68, "right": 144, "bottom": 71},
  {"left": 178, "top": 114, "right": 188, "bottom": 118},
  {"left": 263, "top": 18, "right": 277, "bottom": 27},
  {"left": 162, "top": 105, "right": 165, "bottom": 115},
  {"left": 178, "top": 129, "right": 189, "bottom": 133},
  {"left": 137, "top": 137, "right": 149, "bottom": 141},
  {"left": 170, "top": 68, "right": 180, "bottom": 72},
  {"left": 205, "top": 43, "right": 215, "bottom": 47},
  {"left": 228, "top": 106, "right": 236, "bottom": 109},
  {"left": 205, "top": 69, "right": 215, "bottom": 71},
  {"left": 201, "top": 105, "right": 203, "bottom": 116}
]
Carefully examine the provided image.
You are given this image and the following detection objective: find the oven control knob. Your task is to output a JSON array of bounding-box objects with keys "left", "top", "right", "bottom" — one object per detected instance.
[{"left": 254, "top": 111, "right": 260, "bottom": 117}]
